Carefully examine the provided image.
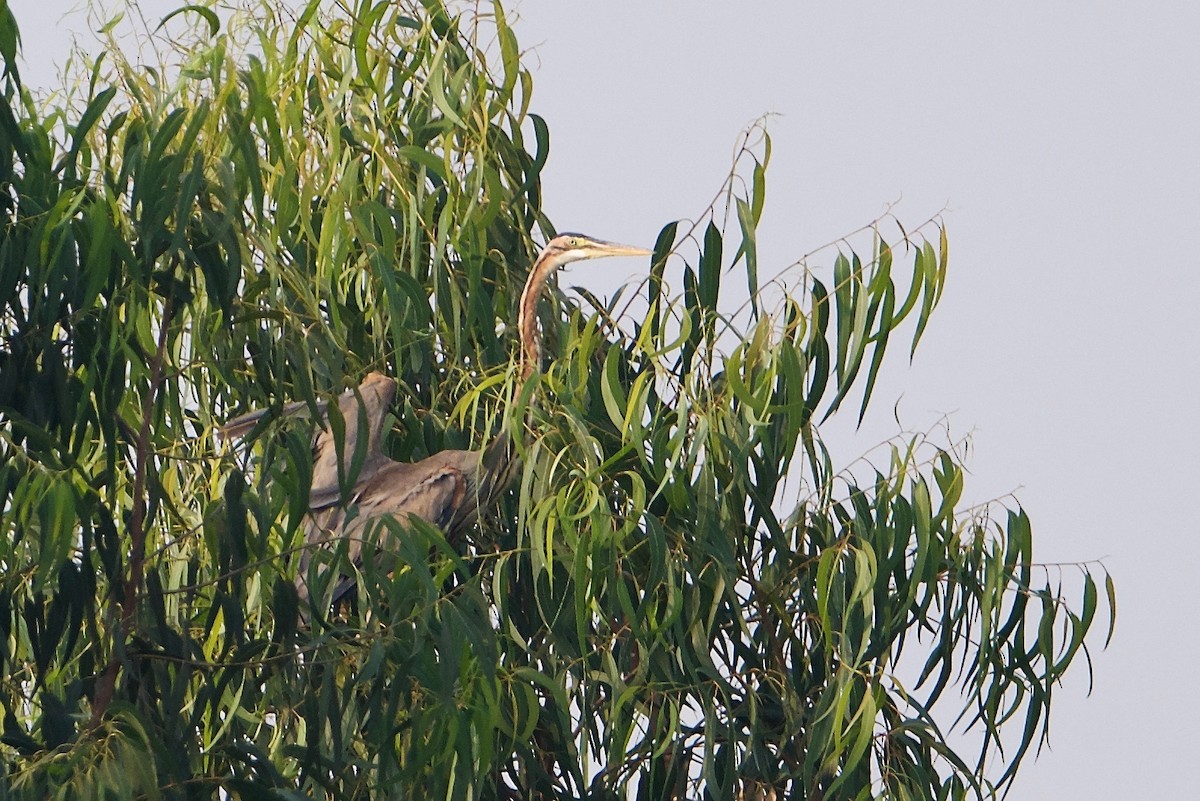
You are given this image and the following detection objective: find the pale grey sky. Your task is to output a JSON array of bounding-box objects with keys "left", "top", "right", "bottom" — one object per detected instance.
[{"left": 12, "top": 0, "right": 1200, "bottom": 797}]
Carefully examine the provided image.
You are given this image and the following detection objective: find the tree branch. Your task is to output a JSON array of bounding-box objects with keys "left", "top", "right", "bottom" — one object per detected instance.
[{"left": 90, "top": 294, "right": 175, "bottom": 727}]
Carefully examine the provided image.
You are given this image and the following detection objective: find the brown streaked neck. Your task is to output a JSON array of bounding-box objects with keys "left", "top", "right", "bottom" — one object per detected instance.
[{"left": 517, "top": 245, "right": 563, "bottom": 382}]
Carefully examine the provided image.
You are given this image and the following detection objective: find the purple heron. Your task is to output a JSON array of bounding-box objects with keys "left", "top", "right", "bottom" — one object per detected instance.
[{"left": 221, "top": 234, "right": 651, "bottom": 616}]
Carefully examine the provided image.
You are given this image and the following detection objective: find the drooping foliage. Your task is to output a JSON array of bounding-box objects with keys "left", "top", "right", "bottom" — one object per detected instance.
[{"left": 0, "top": 1, "right": 1112, "bottom": 798}]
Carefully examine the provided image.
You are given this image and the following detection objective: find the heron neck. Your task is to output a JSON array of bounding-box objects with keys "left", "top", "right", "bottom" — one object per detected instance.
[{"left": 517, "top": 248, "right": 562, "bottom": 382}]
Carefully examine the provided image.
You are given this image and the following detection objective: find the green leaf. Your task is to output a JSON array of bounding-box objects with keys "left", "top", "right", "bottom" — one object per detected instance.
[
  {"left": 157, "top": 5, "right": 221, "bottom": 36},
  {"left": 62, "top": 86, "right": 115, "bottom": 171},
  {"left": 397, "top": 144, "right": 448, "bottom": 182},
  {"left": 734, "top": 196, "right": 758, "bottom": 316},
  {"left": 1105, "top": 571, "right": 1118, "bottom": 647},
  {"left": 910, "top": 240, "right": 943, "bottom": 358},
  {"left": 698, "top": 221, "right": 722, "bottom": 317},
  {"left": 0, "top": 2, "right": 21, "bottom": 84}
]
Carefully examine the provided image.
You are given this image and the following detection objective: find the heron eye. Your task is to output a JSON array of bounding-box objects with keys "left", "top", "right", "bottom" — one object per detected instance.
[{"left": 569, "top": 237, "right": 581, "bottom": 247}]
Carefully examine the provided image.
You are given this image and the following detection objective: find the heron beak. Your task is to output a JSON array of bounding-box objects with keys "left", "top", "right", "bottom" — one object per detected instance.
[{"left": 592, "top": 242, "right": 653, "bottom": 258}]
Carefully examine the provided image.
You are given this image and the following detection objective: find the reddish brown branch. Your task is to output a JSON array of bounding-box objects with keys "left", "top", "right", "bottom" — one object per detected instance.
[{"left": 90, "top": 297, "right": 175, "bottom": 727}]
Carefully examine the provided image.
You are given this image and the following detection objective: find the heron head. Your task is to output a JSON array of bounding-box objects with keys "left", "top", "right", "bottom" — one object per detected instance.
[{"left": 544, "top": 233, "right": 652, "bottom": 267}]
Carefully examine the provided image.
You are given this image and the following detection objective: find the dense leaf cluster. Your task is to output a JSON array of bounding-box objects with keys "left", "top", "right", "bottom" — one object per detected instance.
[{"left": 0, "top": 1, "right": 1111, "bottom": 798}]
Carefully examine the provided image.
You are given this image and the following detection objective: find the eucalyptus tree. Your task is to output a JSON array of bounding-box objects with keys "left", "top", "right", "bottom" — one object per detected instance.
[{"left": 0, "top": 1, "right": 1111, "bottom": 798}]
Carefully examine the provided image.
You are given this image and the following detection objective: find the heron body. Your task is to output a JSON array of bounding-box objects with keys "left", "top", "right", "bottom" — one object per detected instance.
[
  {"left": 296, "top": 372, "right": 513, "bottom": 608},
  {"left": 221, "top": 233, "right": 650, "bottom": 618}
]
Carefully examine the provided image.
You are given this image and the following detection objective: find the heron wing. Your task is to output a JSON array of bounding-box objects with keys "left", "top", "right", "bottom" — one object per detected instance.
[
  {"left": 218, "top": 399, "right": 326, "bottom": 441},
  {"left": 296, "top": 456, "right": 471, "bottom": 611},
  {"left": 309, "top": 373, "right": 398, "bottom": 498}
]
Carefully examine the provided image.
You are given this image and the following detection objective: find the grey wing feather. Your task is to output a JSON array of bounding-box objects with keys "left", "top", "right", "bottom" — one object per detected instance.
[
  {"left": 309, "top": 373, "right": 397, "bottom": 498},
  {"left": 295, "top": 457, "right": 471, "bottom": 610},
  {"left": 321, "top": 465, "right": 467, "bottom": 606},
  {"left": 218, "top": 400, "right": 325, "bottom": 441}
]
